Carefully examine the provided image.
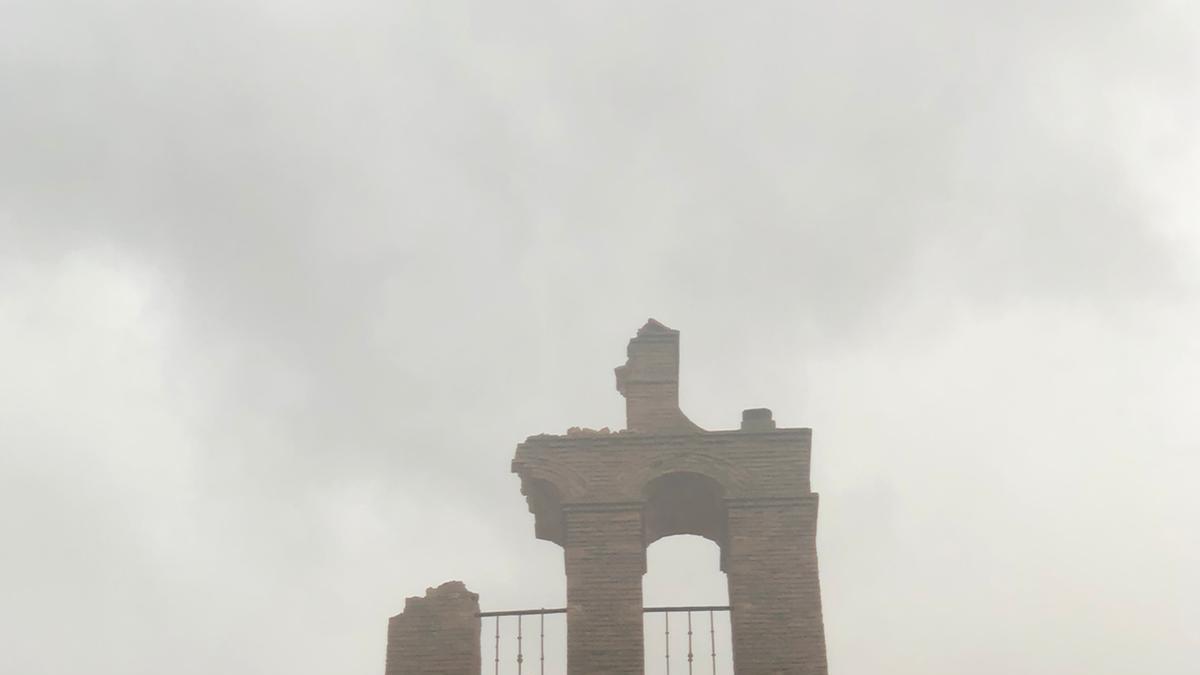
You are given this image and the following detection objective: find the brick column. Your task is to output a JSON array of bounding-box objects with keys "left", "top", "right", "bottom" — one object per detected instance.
[
  {"left": 563, "top": 505, "right": 645, "bottom": 674},
  {"left": 385, "top": 581, "right": 480, "bottom": 675},
  {"left": 725, "top": 497, "right": 827, "bottom": 675}
]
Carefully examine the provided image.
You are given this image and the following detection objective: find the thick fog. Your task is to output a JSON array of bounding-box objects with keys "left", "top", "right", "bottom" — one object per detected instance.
[{"left": 2, "top": 2, "right": 1197, "bottom": 674}]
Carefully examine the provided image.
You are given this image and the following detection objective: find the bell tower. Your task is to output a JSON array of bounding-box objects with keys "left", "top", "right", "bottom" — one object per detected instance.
[{"left": 512, "top": 320, "right": 829, "bottom": 674}]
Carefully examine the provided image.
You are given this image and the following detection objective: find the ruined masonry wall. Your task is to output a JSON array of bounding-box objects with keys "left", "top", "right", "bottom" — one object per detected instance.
[{"left": 384, "top": 581, "right": 480, "bottom": 675}]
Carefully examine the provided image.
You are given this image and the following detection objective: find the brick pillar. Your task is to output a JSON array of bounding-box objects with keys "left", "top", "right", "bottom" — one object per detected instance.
[
  {"left": 725, "top": 497, "right": 828, "bottom": 675},
  {"left": 613, "top": 319, "right": 701, "bottom": 433},
  {"left": 563, "top": 506, "right": 645, "bottom": 674},
  {"left": 385, "top": 581, "right": 480, "bottom": 675}
]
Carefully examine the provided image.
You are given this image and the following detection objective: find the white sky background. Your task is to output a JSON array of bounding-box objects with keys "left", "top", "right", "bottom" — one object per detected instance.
[{"left": 2, "top": 2, "right": 1199, "bottom": 674}]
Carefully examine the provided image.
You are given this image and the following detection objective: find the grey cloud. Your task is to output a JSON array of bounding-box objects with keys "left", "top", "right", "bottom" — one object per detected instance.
[{"left": 1, "top": 2, "right": 1197, "bottom": 674}]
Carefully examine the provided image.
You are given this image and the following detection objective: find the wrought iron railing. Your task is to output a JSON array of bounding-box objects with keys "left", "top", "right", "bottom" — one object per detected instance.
[
  {"left": 478, "top": 608, "right": 566, "bottom": 675},
  {"left": 478, "top": 605, "right": 731, "bottom": 674},
  {"left": 644, "top": 605, "right": 730, "bottom": 674}
]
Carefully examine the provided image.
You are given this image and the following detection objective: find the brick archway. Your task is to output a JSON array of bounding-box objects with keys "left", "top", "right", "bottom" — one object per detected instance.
[{"left": 641, "top": 471, "right": 727, "bottom": 567}]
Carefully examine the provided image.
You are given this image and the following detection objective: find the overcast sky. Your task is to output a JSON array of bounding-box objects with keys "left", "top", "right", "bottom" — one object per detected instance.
[{"left": 2, "top": 2, "right": 1198, "bottom": 674}]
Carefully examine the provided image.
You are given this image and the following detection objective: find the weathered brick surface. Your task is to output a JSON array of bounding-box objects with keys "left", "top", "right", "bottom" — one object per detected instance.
[
  {"left": 384, "top": 581, "right": 480, "bottom": 675},
  {"left": 511, "top": 320, "right": 830, "bottom": 674},
  {"left": 726, "top": 497, "right": 827, "bottom": 674},
  {"left": 564, "top": 507, "right": 646, "bottom": 674}
]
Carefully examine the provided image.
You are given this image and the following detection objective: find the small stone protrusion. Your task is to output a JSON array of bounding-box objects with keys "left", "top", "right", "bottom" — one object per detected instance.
[{"left": 740, "top": 408, "right": 776, "bottom": 431}]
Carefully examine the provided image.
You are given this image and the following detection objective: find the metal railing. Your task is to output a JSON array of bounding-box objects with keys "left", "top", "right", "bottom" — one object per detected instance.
[
  {"left": 479, "top": 608, "right": 566, "bottom": 675},
  {"left": 644, "top": 606, "right": 729, "bottom": 674},
  {"left": 478, "top": 605, "right": 731, "bottom": 674}
]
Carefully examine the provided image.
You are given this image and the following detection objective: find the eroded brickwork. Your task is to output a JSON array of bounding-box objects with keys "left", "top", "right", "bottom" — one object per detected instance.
[
  {"left": 384, "top": 581, "right": 480, "bottom": 675},
  {"left": 384, "top": 320, "right": 830, "bottom": 675},
  {"left": 513, "top": 319, "right": 829, "bottom": 675},
  {"left": 613, "top": 319, "right": 702, "bottom": 434}
]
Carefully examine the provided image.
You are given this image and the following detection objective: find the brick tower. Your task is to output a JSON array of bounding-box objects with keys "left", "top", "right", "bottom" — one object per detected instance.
[{"left": 512, "top": 319, "right": 829, "bottom": 674}]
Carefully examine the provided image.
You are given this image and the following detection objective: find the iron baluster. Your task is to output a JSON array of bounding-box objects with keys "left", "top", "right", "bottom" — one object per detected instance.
[
  {"left": 709, "top": 610, "right": 716, "bottom": 675},
  {"left": 539, "top": 610, "right": 545, "bottom": 675},
  {"left": 687, "top": 611, "right": 694, "bottom": 674},
  {"left": 494, "top": 616, "right": 500, "bottom": 675},
  {"left": 516, "top": 615, "right": 524, "bottom": 674},
  {"left": 665, "top": 611, "right": 671, "bottom": 674}
]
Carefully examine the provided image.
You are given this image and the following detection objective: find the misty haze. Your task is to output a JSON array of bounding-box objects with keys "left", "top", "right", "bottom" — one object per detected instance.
[{"left": 2, "top": 2, "right": 1198, "bottom": 674}]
